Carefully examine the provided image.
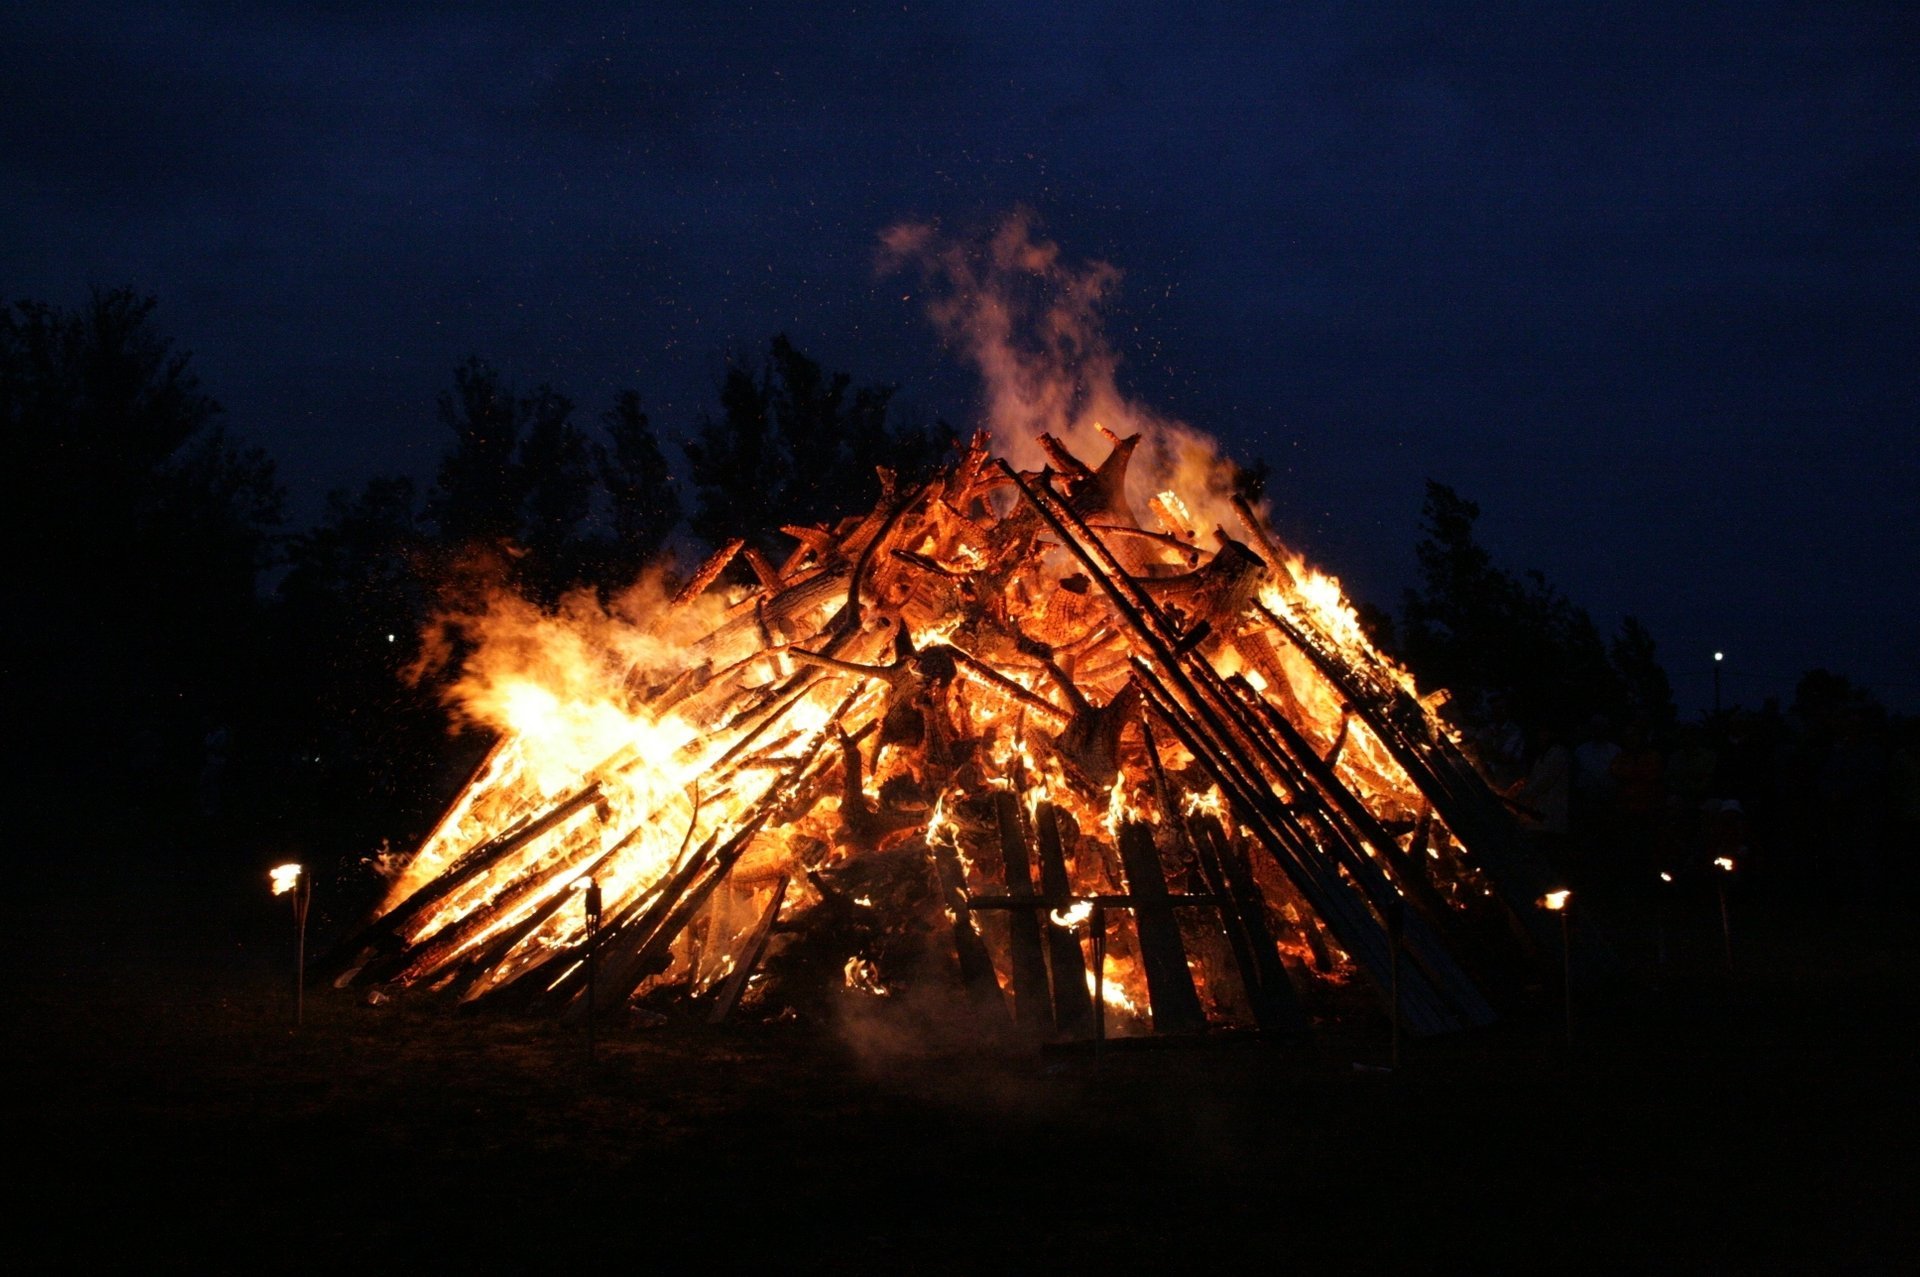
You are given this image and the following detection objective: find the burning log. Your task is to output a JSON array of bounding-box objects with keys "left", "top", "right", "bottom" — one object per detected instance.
[
  {"left": 1140, "top": 719, "right": 1307, "bottom": 1038},
  {"left": 705, "top": 874, "right": 791, "bottom": 1024},
  {"left": 1114, "top": 820, "right": 1207, "bottom": 1035},
  {"left": 992, "top": 791, "right": 1054, "bottom": 1031},
  {"left": 929, "top": 833, "right": 1009, "bottom": 1022},
  {"left": 672, "top": 538, "right": 745, "bottom": 606},
  {"left": 326, "top": 781, "right": 607, "bottom": 987},
  {"left": 1189, "top": 814, "right": 1308, "bottom": 1034},
  {"left": 1033, "top": 803, "right": 1096, "bottom": 1036}
]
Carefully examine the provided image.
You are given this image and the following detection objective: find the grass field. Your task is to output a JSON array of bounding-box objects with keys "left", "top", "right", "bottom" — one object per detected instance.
[{"left": 5, "top": 850, "right": 1914, "bottom": 1273}]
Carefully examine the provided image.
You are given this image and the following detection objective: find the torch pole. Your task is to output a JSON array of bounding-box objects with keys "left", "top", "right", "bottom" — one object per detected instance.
[
  {"left": 1656, "top": 875, "right": 1671, "bottom": 970},
  {"left": 294, "top": 871, "right": 312, "bottom": 1028},
  {"left": 1091, "top": 903, "right": 1107, "bottom": 1057},
  {"left": 1386, "top": 898, "right": 1405, "bottom": 1072},
  {"left": 584, "top": 879, "right": 602, "bottom": 1063},
  {"left": 1718, "top": 881, "right": 1734, "bottom": 972},
  {"left": 1560, "top": 909, "right": 1573, "bottom": 1051}
]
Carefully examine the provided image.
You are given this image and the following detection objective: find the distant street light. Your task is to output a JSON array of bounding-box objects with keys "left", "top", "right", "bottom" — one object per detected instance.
[{"left": 1713, "top": 651, "right": 1724, "bottom": 715}]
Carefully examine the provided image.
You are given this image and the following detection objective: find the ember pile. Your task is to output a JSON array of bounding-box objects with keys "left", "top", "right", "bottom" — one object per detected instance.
[{"left": 329, "top": 421, "right": 1566, "bottom": 1042}]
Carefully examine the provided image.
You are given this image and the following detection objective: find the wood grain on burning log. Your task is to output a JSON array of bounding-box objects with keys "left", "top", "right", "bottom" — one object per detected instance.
[
  {"left": 1253, "top": 599, "right": 1561, "bottom": 967},
  {"left": 328, "top": 782, "right": 608, "bottom": 988},
  {"left": 672, "top": 538, "right": 745, "bottom": 607},
  {"left": 1086, "top": 522, "right": 1204, "bottom": 568},
  {"left": 1140, "top": 719, "right": 1308, "bottom": 1037},
  {"left": 836, "top": 479, "right": 936, "bottom": 636},
  {"left": 1114, "top": 820, "right": 1208, "bottom": 1034},
  {"left": 690, "top": 566, "right": 851, "bottom": 669},
  {"left": 1133, "top": 669, "right": 1469, "bottom": 1035},
  {"left": 705, "top": 874, "right": 790, "bottom": 1024},
  {"left": 1007, "top": 462, "right": 1496, "bottom": 1030},
  {"left": 930, "top": 835, "right": 1009, "bottom": 1023},
  {"left": 991, "top": 791, "right": 1055, "bottom": 1031},
  {"left": 1033, "top": 802, "right": 1096, "bottom": 1036},
  {"left": 944, "top": 646, "right": 1073, "bottom": 726}
]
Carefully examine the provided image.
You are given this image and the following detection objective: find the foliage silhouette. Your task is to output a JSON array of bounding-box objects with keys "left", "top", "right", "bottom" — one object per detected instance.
[
  {"left": 1, "top": 288, "right": 282, "bottom": 814},
  {"left": 685, "top": 334, "right": 954, "bottom": 555},
  {"left": 1397, "top": 481, "right": 1675, "bottom": 746}
]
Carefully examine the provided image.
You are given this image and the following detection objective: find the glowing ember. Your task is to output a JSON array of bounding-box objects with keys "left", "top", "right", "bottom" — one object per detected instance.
[
  {"left": 1050, "top": 900, "right": 1094, "bottom": 928},
  {"left": 843, "top": 957, "right": 889, "bottom": 997}
]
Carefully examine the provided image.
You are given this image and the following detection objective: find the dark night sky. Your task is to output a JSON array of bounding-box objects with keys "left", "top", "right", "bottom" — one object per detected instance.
[{"left": 5, "top": 2, "right": 1916, "bottom": 712}]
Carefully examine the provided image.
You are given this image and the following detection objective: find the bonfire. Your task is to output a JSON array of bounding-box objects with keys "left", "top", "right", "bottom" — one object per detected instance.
[{"left": 327, "top": 222, "right": 1564, "bottom": 1042}]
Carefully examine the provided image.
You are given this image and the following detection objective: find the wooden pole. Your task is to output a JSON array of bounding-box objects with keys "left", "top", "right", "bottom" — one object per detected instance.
[
  {"left": 1115, "top": 820, "right": 1207, "bottom": 1035},
  {"left": 1718, "top": 882, "right": 1734, "bottom": 972},
  {"left": 1387, "top": 896, "right": 1404, "bottom": 1071},
  {"left": 584, "top": 878, "right": 602, "bottom": 1061},
  {"left": 707, "top": 875, "right": 791, "bottom": 1024},
  {"left": 1033, "top": 803, "right": 1095, "bottom": 1036},
  {"left": 992, "top": 791, "right": 1054, "bottom": 1031},
  {"left": 1091, "top": 903, "right": 1108, "bottom": 1055},
  {"left": 294, "top": 871, "right": 312, "bottom": 1028},
  {"left": 1561, "top": 910, "right": 1574, "bottom": 1051}
]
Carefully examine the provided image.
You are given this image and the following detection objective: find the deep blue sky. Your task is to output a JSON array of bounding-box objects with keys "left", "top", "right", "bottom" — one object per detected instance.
[{"left": 5, "top": 2, "right": 1915, "bottom": 712}]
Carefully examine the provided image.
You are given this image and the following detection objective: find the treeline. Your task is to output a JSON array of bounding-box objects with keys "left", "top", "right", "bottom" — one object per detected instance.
[
  {"left": 1366, "top": 483, "right": 1920, "bottom": 900},
  {"left": 8, "top": 288, "right": 1909, "bottom": 897},
  {"left": 1368, "top": 481, "right": 1678, "bottom": 756},
  {"left": 2, "top": 289, "right": 950, "bottom": 870}
]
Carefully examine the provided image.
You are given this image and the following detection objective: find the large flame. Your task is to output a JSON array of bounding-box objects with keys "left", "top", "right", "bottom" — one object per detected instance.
[{"left": 355, "top": 216, "right": 1499, "bottom": 1035}]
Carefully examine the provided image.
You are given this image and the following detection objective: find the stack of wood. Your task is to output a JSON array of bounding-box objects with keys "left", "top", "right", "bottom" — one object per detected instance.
[{"left": 327, "top": 430, "right": 1568, "bottom": 1041}]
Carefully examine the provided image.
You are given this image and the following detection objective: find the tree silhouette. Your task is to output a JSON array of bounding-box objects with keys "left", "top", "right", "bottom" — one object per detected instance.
[
  {"left": 1610, "top": 615, "right": 1677, "bottom": 731},
  {"left": 261, "top": 477, "right": 459, "bottom": 855},
  {"left": 428, "top": 358, "right": 532, "bottom": 548},
  {"left": 426, "top": 359, "right": 600, "bottom": 604},
  {"left": 685, "top": 335, "right": 954, "bottom": 554},
  {"left": 593, "top": 389, "right": 679, "bottom": 589},
  {"left": 2, "top": 288, "right": 282, "bottom": 804},
  {"left": 1399, "top": 481, "right": 1667, "bottom": 744},
  {"left": 685, "top": 355, "right": 779, "bottom": 550},
  {"left": 514, "top": 386, "right": 594, "bottom": 604}
]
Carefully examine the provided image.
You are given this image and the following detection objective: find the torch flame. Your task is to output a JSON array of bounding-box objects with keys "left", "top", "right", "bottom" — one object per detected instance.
[{"left": 270, "top": 863, "right": 302, "bottom": 896}]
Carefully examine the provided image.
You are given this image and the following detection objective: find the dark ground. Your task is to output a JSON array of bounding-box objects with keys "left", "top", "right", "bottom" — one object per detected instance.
[{"left": 4, "top": 843, "right": 1915, "bottom": 1274}]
